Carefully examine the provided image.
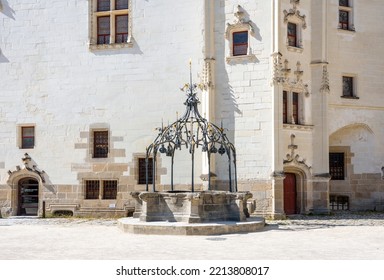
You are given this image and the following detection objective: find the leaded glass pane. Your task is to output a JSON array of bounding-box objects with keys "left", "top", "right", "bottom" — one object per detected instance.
[
  {"left": 115, "top": 15, "right": 128, "bottom": 43},
  {"left": 97, "top": 0, "right": 110, "bottom": 11},
  {"left": 339, "top": 0, "right": 349, "bottom": 7},
  {"left": 116, "top": 0, "right": 128, "bottom": 10},
  {"left": 339, "top": 10, "right": 349, "bottom": 30},
  {"left": 233, "top": 31, "right": 248, "bottom": 56},
  {"left": 97, "top": 16, "right": 110, "bottom": 44},
  {"left": 342, "top": 76, "right": 353, "bottom": 96},
  {"left": 287, "top": 22, "right": 297, "bottom": 47}
]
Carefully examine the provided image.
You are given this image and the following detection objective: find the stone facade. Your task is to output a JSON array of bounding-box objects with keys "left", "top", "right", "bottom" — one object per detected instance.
[{"left": 1, "top": 0, "right": 384, "bottom": 218}]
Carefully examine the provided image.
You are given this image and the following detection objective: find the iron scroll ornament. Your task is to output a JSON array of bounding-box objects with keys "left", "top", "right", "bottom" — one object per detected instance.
[{"left": 145, "top": 69, "right": 237, "bottom": 193}]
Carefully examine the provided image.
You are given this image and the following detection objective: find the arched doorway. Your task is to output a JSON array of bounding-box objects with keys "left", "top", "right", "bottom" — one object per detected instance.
[
  {"left": 283, "top": 173, "right": 297, "bottom": 215},
  {"left": 18, "top": 178, "right": 39, "bottom": 216}
]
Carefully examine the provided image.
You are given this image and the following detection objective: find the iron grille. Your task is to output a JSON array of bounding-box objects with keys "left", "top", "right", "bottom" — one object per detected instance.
[
  {"left": 329, "top": 153, "right": 345, "bottom": 180},
  {"left": 138, "top": 158, "right": 153, "bottom": 185},
  {"left": 85, "top": 180, "right": 100, "bottom": 199},
  {"left": 93, "top": 131, "right": 109, "bottom": 158},
  {"left": 103, "top": 180, "right": 118, "bottom": 199}
]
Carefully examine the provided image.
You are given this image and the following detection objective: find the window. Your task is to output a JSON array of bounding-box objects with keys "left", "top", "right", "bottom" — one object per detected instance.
[
  {"left": 138, "top": 158, "right": 153, "bottom": 185},
  {"left": 292, "top": 92, "right": 299, "bottom": 124},
  {"left": 90, "top": 0, "right": 132, "bottom": 48},
  {"left": 282, "top": 91, "right": 302, "bottom": 125},
  {"left": 21, "top": 126, "right": 35, "bottom": 149},
  {"left": 85, "top": 180, "right": 100, "bottom": 199},
  {"left": 339, "top": 10, "right": 349, "bottom": 30},
  {"left": 342, "top": 76, "right": 358, "bottom": 98},
  {"left": 103, "top": 180, "right": 118, "bottom": 199},
  {"left": 338, "top": 0, "right": 354, "bottom": 31},
  {"left": 85, "top": 180, "right": 117, "bottom": 199},
  {"left": 287, "top": 22, "right": 298, "bottom": 47},
  {"left": 283, "top": 91, "right": 288, "bottom": 124},
  {"left": 329, "top": 153, "right": 345, "bottom": 180},
  {"left": 93, "top": 131, "right": 109, "bottom": 158},
  {"left": 232, "top": 31, "right": 248, "bottom": 56}
]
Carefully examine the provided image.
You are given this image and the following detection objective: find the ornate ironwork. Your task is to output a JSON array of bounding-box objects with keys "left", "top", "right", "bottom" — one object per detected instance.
[{"left": 145, "top": 63, "right": 237, "bottom": 192}]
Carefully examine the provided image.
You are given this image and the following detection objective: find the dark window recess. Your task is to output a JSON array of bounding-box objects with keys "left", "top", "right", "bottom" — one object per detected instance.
[
  {"left": 93, "top": 131, "right": 109, "bottom": 158},
  {"left": 85, "top": 180, "right": 100, "bottom": 199},
  {"left": 329, "top": 153, "right": 345, "bottom": 180},
  {"left": 292, "top": 92, "right": 299, "bottom": 124},
  {"left": 115, "top": 15, "right": 128, "bottom": 43},
  {"left": 330, "top": 195, "right": 349, "bottom": 210},
  {"left": 138, "top": 158, "right": 153, "bottom": 184},
  {"left": 116, "top": 0, "right": 128, "bottom": 10},
  {"left": 103, "top": 180, "right": 118, "bottom": 199},
  {"left": 287, "top": 22, "right": 297, "bottom": 47},
  {"left": 342, "top": 76, "right": 353, "bottom": 97},
  {"left": 97, "top": 16, "right": 110, "bottom": 44},
  {"left": 283, "top": 91, "right": 288, "bottom": 124},
  {"left": 97, "top": 0, "right": 110, "bottom": 12},
  {"left": 339, "top": 0, "right": 349, "bottom": 7},
  {"left": 232, "top": 31, "right": 248, "bottom": 56},
  {"left": 21, "top": 127, "right": 35, "bottom": 149},
  {"left": 339, "top": 10, "right": 349, "bottom": 30}
]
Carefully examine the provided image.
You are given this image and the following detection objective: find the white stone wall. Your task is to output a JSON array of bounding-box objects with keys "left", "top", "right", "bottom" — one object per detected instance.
[
  {"left": 0, "top": 0, "right": 206, "bottom": 186},
  {"left": 214, "top": 0, "right": 273, "bottom": 181},
  {"left": 327, "top": 0, "right": 384, "bottom": 175}
]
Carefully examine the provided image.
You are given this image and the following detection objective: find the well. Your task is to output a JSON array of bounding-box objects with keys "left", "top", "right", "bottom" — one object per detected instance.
[{"left": 118, "top": 64, "right": 264, "bottom": 235}]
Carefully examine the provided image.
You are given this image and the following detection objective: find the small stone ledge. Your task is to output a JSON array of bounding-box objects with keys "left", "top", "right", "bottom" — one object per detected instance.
[
  {"left": 118, "top": 217, "right": 265, "bottom": 235},
  {"left": 283, "top": 123, "right": 314, "bottom": 131}
]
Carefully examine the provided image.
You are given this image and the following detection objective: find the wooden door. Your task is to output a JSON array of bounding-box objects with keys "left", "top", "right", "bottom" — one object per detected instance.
[
  {"left": 18, "top": 178, "right": 39, "bottom": 216},
  {"left": 284, "top": 173, "right": 297, "bottom": 215}
]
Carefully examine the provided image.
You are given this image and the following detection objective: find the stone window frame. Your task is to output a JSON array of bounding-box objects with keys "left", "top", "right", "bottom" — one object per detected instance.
[
  {"left": 283, "top": 5, "right": 306, "bottom": 53},
  {"left": 17, "top": 124, "right": 36, "bottom": 149},
  {"left": 89, "top": 128, "right": 110, "bottom": 159},
  {"left": 338, "top": 0, "right": 355, "bottom": 32},
  {"left": 329, "top": 146, "right": 351, "bottom": 181},
  {"left": 89, "top": 0, "right": 133, "bottom": 50},
  {"left": 84, "top": 179, "right": 118, "bottom": 200},
  {"left": 225, "top": 25, "right": 256, "bottom": 63},
  {"left": 341, "top": 74, "right": 359, "bottom": 99},
  {"left": 225, "top": 6, "right": 256, "bottom": 63},
  {"left": 131, "top": 153, "right": 162, "bottom": 186}
]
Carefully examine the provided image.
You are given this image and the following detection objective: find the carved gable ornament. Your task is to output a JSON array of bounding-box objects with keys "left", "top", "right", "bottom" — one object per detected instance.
[
  {"left": 225, "top": 5, "right": 254, "bottom": 39},
  {"left": 283, "top": 0, "right": 307, "bottom": 29},
  {"left": 7, "top": 153, "right": 46, "bottom": 183},
  {"left": 284, "top": 134, "right": 312, "bottom": 172}
]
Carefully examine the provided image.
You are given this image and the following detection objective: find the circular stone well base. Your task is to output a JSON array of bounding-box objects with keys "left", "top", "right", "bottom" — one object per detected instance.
[{"left": 117, "top": 217, "right": 265, "bottom": 235}]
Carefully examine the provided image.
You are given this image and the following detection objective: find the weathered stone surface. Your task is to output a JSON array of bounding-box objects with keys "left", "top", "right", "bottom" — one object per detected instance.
[{"left": 133, "top": 191, "right": 252, "bottom": 223}]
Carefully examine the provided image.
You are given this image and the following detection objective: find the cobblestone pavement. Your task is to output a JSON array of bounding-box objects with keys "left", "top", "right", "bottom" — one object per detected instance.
[{"left": 1, "top": 212, "right": 384, "bottom": 260}]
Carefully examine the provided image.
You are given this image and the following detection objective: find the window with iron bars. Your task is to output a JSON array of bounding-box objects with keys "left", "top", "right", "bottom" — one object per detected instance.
[
  {"left": 85, "top": 180, "right": 118, "bottom": 199},
  {"left": 93, "top": 131, "right": 109, "bottom": 158},
  {"left": 329, "top": 153, "right": 345, "bottom": 180},
  {"left": 138, "top": 158, "right": 153, "bottom": 185}
]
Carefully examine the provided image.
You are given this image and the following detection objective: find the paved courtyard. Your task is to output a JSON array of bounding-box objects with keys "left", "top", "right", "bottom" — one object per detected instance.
[{"left": 1, "top": 212, "right": 384, "bottom": 260}]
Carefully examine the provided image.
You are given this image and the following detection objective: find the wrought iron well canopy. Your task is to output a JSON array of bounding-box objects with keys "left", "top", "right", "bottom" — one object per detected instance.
[{"left": 145, "top": 63, "right": 237, "bottom": 192}]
